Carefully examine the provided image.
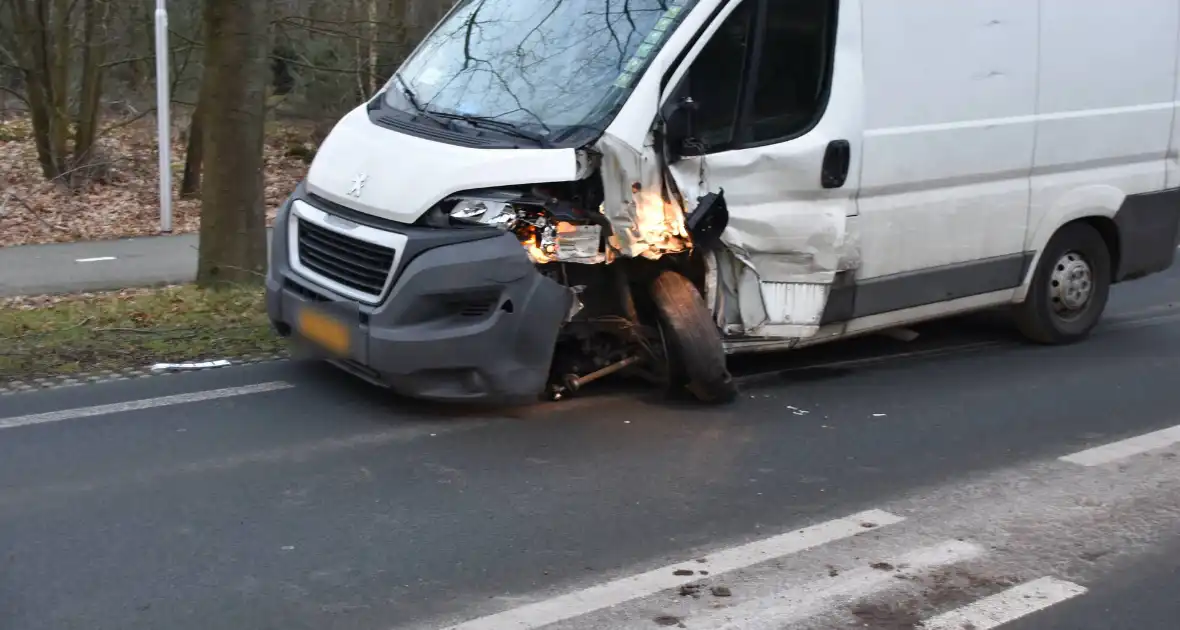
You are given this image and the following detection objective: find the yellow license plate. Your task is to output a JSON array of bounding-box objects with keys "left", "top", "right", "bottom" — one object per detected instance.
[{"left": 296, "top": 308, "right": 350, "bottom": 356}]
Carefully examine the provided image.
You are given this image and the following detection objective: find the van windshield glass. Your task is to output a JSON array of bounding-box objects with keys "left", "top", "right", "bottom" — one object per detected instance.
[{"left": 386, "top": 0, "right": 697, "bottom": 140}]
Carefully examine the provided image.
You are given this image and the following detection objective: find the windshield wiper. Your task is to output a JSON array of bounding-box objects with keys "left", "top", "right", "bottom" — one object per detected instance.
[
  {"left": 389, "top": 75, "right": 552, "bottom": 147},
  {"left": 393, "top": 74, "right": 451, "bottom": 129},
  {"left": 432, "top": 112, "right": 553, "bottom": 149}
]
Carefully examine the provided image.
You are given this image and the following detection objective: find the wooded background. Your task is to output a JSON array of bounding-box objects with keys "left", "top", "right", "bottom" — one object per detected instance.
[
  {"left": 0, "top": 0, "right": 455, "bottom": 285},
  {"left": 0, "top": 0, "right": 454, "bottom": 178}
]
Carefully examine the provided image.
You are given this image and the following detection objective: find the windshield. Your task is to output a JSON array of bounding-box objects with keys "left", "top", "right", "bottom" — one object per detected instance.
[{"left": 386, "top": 0, "right": 699, "bottom": 140}]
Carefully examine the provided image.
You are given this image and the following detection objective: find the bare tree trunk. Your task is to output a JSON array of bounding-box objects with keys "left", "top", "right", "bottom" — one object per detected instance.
[
  {"left": 352, "top": 0, "right": 365, "bottom": 99},
  {"left": 7, "top": 0, "right": 69, "bottom": 180},
  {"left": 378, "top": 0, "right": 410, "bottom": 80},
  {"left": 48, "top": 0, "right": 71, "bottom": 172},
  {"left": 196, "top": 0, "right": 270, "bottom": 287},
  {"left": 72, "top": 0, "right": 111, "bottom": 178},
  {"left": 180, "top": 96, "right": 204, "bottom": 198},
  {"left": 367, "top": 0, "right": 378, "bottom": 95}
]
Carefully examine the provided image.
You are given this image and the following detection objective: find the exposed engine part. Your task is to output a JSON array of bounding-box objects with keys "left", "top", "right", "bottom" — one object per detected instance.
[
  {"left": 566, "top": 284, "right": 586, "bottom": 321},
  {"left": 442, "top": 184, "right": 611, "bottom": 265},
  {"left": 549, "top": 355, "right": 643, "bottom": 400},
  {"left": 542, "top": 262, "right": 673, "bottom": 401},
  {"left": 427, "top": 176, "right": 698, "bottom": 401}
]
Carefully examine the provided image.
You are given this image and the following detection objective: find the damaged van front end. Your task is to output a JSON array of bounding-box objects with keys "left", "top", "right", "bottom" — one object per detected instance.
[
  {"left": 265, "top": 0, "right": 736, "bottom": 403},
  {"left": 266, "top": 134, "right": 715, "bottom": 403}
]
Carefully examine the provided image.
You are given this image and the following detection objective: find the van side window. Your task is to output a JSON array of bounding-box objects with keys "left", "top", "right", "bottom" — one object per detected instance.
[
  {"left": 747, "top": 0, "right": 838, "bottom": 143},
  {"left": 682, "top": 0, "right": 756, "bottom": 152},
  {"left": 674, "top": 0, "right": 837, "bottom": 153}
]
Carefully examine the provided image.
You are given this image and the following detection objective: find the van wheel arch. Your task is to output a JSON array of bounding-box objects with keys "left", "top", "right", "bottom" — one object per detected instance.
[
  {"left": 1013, "top": 221, "right": 1112, "bottom": 344},
  {"left": 1078, "top": 216, "right": 1121, "bottom": 281}
]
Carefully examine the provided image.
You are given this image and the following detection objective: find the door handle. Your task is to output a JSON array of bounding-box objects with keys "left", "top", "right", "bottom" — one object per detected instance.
[{"left": 821, "top": 139, "right": 851, "bottom": 189}]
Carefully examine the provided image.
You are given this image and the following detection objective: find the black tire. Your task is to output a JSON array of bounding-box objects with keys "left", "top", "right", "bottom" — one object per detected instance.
[
  {"left": 649, "top": 270, "right": 738, "bottom": 404},
  {"left": 1013, "top": 222, "right": 1112, "bottom": 344}
]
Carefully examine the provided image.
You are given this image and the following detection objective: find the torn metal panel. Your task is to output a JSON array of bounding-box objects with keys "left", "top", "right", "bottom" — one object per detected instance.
[
  {"left": 667, "top": 148, "right": 861, "bottom": 339},
  {"left": 703, "top": 249, "right": 723, "bottom": 327},
  {"left": 574, "top": 149, "right": 599, "bottom": 180},
  {"left": 722, "top": 200, "right": 860, "bottom": 282},
  {"left": 761, "top": 282, "right": 829, "bottom": 325},
  {"left": 554, "top": 223, "right": 606, "bottom": 264},
  {"left": 595, "top": 131, "right": 690, "bottom": 259}
]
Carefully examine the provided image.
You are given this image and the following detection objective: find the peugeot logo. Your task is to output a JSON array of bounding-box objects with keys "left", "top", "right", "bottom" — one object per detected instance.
[{"left": 348, "top": 172, "right": 368, "bottom": 198}]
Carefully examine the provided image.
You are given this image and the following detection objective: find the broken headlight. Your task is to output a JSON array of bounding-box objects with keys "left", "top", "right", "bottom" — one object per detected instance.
[
  {"left": 448, "top": 198, "right": 519, "bottom": 229},
  {"left": 443, "top": 192, "right": 605, "bottom": 265}
]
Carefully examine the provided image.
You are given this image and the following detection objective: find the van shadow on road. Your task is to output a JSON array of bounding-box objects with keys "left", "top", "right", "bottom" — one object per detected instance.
[{"left": 283, "top": 308, "right": 1027, "bottom": 420}]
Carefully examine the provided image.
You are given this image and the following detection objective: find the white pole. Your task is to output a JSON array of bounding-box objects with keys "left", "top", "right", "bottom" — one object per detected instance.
[{"left": 154, "top": 0, "right": 172, "bottom": 233}]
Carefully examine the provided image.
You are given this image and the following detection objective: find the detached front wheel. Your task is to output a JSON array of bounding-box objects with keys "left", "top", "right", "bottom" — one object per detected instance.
[
  {"left": 649, "top": 270, "right": 737, "bottom": 404},
  {"left": 1014, "top": 222, "right": 1112, "bottom": 344}
]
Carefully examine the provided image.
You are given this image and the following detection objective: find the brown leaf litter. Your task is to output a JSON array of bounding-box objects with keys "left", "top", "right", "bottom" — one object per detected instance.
[{"left": 0, "top": 114, "right": 311, "bottom": 248}]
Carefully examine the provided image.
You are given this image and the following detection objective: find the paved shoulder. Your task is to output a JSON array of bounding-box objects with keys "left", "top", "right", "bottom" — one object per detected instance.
[
  {"left": 0, "top": 231, "right": 265, "bottom": 296},
  {"left": 0, "top": 234, "right": 197, "bottom": 296}
]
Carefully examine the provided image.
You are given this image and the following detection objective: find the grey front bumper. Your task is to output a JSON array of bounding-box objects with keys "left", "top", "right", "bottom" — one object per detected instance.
[{"left": 266, "top": 199, "right": 573, "bottom": 403}]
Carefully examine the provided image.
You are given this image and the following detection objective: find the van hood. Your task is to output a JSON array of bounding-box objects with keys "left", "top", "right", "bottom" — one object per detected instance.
[{"left": 305, "top": 106, "right": 581, "bottom": 225}]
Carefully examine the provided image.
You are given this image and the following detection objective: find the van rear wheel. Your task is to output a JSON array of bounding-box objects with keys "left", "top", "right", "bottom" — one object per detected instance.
[
  {"left": 1014, "top": 222, "right": 1112, "bottom": 344},
  {"left": 649, "top": 270, "right": 737, "bottom": 404}
]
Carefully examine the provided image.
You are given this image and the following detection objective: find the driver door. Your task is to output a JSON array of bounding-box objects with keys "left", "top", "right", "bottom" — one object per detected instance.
[{"left": 662, "top": 0, "right": 864, "bottom": 339}]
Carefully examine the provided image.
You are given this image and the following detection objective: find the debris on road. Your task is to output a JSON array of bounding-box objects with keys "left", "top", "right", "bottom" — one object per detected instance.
[{"left": 151, "top": 359, "right": 233, "bottom": 372}]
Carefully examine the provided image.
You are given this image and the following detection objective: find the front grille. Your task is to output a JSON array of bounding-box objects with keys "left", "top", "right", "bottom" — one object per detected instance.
[{"left": 296, "top": 219, "right": 396, "bottom": 296}]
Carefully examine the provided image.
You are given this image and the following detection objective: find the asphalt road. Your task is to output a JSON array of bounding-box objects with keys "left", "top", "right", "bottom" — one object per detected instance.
[{"left": 4, "top": 262, "right": 1180, "bottom": 629}]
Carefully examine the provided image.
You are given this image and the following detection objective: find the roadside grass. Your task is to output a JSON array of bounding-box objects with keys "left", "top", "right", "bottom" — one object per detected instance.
[{"left": 0, "top": 284, "right": 284, "bottom": 381}]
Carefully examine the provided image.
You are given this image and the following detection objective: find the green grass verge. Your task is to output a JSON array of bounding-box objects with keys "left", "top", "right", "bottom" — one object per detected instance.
[{"left": 0, "top": 284, "right": 285, "bottom": 381}]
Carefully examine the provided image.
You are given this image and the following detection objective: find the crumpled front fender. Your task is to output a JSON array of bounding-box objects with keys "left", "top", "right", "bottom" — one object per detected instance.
[{"left": 594, "top": 131, "right": 691, "bottom": 260}]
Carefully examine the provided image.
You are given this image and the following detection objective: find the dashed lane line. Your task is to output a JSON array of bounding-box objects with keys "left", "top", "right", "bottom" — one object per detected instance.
[
  {"left": 1059, "top": 423, "right": 1180, "bottom": 466},
  {"left": 439, "top": 509, "right": 905, "bottom": 630},
  {"left": 0, "top": 381, "right": 295, "bottom": 431},
  {"left": 675, "top": 540, "right": 985, "bottom": 630},
  {"left": 922, "top": 576, "right": 1088, "bottom": 629}
]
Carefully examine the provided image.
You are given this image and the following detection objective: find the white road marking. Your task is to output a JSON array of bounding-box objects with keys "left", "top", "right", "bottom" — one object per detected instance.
[
  {"left": 1059, "top": 423, "right": 1180, "bottom": 466},
  {"left": 75, "top": 256, "right": 117, "bottom": 262},
  {"left": 440, "top": 509, "right": 905, "bottom": 630},
  {"left": 922, "top": 576, "right": 1087, "bottom": 629},
  {"left": 0, "top": 382, "right": 294, "bottom": 430},
  {"left": 151, "top": 359, "right": 233, "bottom": 372},
  {"left": 680, "top": 540, "right": 984, "bottom": 630}
]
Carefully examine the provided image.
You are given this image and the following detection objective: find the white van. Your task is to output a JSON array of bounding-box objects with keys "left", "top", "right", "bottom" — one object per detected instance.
[{"left": 266, "top": 0, "right": 1180, "bottom": 404}]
